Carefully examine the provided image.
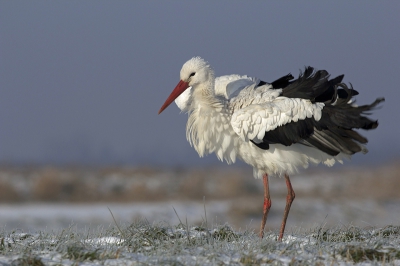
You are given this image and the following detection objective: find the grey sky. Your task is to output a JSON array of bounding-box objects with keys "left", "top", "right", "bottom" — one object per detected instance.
[{"left": 0, "top": 1, "right": 399, "bottom": 167}]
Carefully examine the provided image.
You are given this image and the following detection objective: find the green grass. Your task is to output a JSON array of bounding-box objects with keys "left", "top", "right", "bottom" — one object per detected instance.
[{"left": 0, "top": 222, "right": 399, "bottom": 265}]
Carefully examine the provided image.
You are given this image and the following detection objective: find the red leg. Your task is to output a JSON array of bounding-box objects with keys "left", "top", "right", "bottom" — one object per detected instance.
[
  {"left": 278, "top": 174, "right": 295, "bottom": 241},
  {"left": 259, "top": 174, "right": 271, "bottom": 238}
]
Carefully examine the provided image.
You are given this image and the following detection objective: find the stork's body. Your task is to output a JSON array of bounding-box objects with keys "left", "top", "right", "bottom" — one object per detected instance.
[{"left": 158, "top": 57, "right": 384, "bottom": 240}]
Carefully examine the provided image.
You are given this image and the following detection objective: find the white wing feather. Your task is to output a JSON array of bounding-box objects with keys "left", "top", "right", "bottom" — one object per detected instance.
[
  {"left": 215, "top": 75, "right": 259, "bottom": 99},
  {"left": 230, "top": 85, "right": 325, "bottom": 142}
]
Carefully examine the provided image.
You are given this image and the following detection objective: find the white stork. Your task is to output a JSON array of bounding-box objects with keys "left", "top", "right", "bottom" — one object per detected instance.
[{"left": 158, "top": 57, "right": 384, "bottom": 240}]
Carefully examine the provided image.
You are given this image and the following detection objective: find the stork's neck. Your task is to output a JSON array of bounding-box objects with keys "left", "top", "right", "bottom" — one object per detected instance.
[
  {"left": 186, "top": 75, "right": 232, "bottom": 159},
  {"left": 189, "top": 77, "right": 224, "bottom": 113}
]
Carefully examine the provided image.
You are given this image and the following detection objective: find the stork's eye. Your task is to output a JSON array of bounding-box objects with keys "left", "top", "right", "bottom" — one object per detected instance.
[{"left": 189, "top": 72, "right": 195, "bottom": 77}]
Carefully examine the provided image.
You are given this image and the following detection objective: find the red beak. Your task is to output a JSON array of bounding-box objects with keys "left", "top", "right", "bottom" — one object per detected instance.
[{"left": 158, "top": 80, "right": 189, "bottom": 114}]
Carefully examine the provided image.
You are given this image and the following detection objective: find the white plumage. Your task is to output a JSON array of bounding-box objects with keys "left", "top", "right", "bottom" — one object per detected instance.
[
  {"left": 231, "top": 96, "right": 325, "bottom": 142},
  {"left": 171, "top": 58, "right": 344, "bottom": 178},
  {"left": 159, "top": 56, "right": 383, "bottom": 240}
]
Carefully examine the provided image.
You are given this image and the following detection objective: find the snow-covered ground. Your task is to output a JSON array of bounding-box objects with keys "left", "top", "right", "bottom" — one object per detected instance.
[
  {"left": 0, "top": 164, "right": 399, "bottom": 264},
  {"left": 1, "top": 198, "right": 399, "bottom": 234},
  {"left": 1, "top": 222, "right": 399, "bottom": 265}
]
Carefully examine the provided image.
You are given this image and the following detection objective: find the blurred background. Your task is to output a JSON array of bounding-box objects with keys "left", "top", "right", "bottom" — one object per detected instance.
[{"left": 0, "top": 1, "right": 399, "bottom": 233}]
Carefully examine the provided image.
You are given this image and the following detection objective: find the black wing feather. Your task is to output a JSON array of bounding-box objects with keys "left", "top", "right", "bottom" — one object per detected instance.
[
  {"left": 251, "top": 67, "right": 384, "bottom": 156},
  {"left": 271, "top": 73, "right": 294, "bottom": 89}
]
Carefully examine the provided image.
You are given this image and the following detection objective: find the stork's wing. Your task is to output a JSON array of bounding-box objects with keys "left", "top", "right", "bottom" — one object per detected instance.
[
  {"left": 215, "top": 75, "right": 259, "bottom": 99},
  {"left": 230, "top": 92, "right": 324, "bottom": 143},
  {"left": 230, "top": 67, "right": 384, "bottom": 156}
]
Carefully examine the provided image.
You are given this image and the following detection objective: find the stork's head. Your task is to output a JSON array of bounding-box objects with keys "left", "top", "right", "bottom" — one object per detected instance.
[
  {"left": 180, "top": 57, "right": 212, "bottom": 87},
  {"left": 158, "top": 57, "right": 213, "bottom": 114}
]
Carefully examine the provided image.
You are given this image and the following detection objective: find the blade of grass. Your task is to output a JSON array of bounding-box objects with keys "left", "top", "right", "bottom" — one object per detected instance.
[
  {"left": 172, "top": 206, "right": 184, "bottom": 228},
  {"left": 107, "top": 207, "right": 126, "bottom": 240},
  {"left": 203, "top": 196, "right": 213, "bottom": 245}
]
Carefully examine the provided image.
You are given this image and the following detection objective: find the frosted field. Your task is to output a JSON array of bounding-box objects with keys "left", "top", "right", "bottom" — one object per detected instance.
[
  {"left": 0, "top": 164, "right": 399, "bottom": 264},
  {"left": 0, "top": 201, "right": 400, "bottom": 265},
  {"left": 1, "top": 221, "right": 400, "bottom": 265}
]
